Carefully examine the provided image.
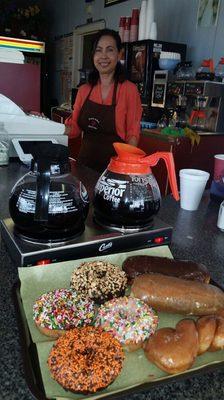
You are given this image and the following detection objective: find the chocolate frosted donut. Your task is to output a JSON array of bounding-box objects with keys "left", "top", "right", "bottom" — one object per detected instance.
[
  {"left": 122, "top": 255, "right": 210, "bottom": 284},
  {"left": 48, "top": 326, "right": 124, "bottom": 393},
  {"left": 70, "top": 261, "right": 127, "bottom": 304}
]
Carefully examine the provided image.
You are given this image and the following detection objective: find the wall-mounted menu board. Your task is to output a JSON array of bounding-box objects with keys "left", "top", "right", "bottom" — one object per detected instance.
[{"left": 152, "top": 83, "right": 166, "bottom": 105}]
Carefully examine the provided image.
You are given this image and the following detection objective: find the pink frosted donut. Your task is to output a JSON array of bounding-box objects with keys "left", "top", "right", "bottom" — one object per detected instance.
[{"left": 95, "top": 296, "right": 158, "bottom": 351}]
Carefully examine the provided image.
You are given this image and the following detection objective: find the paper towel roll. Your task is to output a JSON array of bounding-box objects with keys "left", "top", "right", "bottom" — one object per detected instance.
[
  {"left": 138, "top": 0, "right": 147, "bottom": 40},
  {"left": 145, "top": 0, "right": 154, "bottom": 40}
]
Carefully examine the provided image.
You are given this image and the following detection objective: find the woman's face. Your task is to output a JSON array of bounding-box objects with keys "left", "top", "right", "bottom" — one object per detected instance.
[{"left": 93, "top": 35, "right": 121, "bottom": 76}]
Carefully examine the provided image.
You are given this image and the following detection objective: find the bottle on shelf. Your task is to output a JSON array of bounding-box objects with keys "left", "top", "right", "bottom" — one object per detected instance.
[
  {"left": 0, "top": 122, "right": 10, "bottom": 166},
  {"left": 215, "top": 58, "right": 224, "bottom": 82},
  {"left": 196, "top": 59, "right": 215, "bottom": 80}
]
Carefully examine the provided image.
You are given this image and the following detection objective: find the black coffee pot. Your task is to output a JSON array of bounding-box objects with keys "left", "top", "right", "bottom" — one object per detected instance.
[{"left": 9, "top": 144, "right": 89, "bottom": 242}]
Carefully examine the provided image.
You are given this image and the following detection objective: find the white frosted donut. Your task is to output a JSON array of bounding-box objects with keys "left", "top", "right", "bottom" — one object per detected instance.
[{"left": 95, "top": 296, "right": 158, "bottom": 351}]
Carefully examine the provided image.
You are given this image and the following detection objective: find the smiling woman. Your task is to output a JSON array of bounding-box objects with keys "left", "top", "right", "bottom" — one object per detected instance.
[
  {"left": 93, "top": 37, "right": 120, "bottom": 82},
  {"left": 65, "top": 28, "right": 142, "bottom": 173}
]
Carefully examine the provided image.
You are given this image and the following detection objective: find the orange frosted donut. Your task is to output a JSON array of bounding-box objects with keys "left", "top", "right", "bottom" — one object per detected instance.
[{"left": 48, "top": 326, "right": 124, "bottom": 393}]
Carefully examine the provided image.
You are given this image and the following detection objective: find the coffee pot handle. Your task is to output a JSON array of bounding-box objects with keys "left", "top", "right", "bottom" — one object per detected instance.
[
  {"left": 145, "top": 152, "right": 180, "bottom": 201},
  {"left": 34, "top": 159, "right": 51, "bottom": 221}
]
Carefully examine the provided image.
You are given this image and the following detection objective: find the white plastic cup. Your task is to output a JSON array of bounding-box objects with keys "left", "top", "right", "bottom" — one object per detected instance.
[
  {"left": 179, "top": 169, "right": 210, "bottom": 211},
  {"left": 217, "top": 200, "right": 224, "bottom": 232}
]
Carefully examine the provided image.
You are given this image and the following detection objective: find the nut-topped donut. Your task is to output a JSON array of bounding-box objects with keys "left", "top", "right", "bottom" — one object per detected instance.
[
  {"left": 48, "top": 326, "right": 124, "bottom": 393},
  {"left": 70, "top": 261, "right": 128, "bottom": 304},
  {"left": 95, "top": 296, "right": 159, "bottom": 351},
  {"left": 33, "top": 288, "right": 95, "bottom": 338}
]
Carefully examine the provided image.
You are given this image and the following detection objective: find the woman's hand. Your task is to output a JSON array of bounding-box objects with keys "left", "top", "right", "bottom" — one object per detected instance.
[
  {"left": 127, "top": 136, "right": 138, "bottom": 147},
  {"left": 65, "top": 125, "right": 71, "bottom": 136}
]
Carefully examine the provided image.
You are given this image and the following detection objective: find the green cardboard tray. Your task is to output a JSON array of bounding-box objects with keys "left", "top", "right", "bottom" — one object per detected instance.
[{"left": 13, "top": 246, "right": 224, "bottom": 400}]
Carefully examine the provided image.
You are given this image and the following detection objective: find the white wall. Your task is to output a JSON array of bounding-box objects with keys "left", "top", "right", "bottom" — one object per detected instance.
[{"left": 44, "top": 0, "right": 224, "bottom": 103}]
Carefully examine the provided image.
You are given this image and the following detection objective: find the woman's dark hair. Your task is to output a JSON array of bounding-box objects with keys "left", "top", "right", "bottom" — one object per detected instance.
[{"left": 88, "top": 28, "right": 126, "bottom": 85}]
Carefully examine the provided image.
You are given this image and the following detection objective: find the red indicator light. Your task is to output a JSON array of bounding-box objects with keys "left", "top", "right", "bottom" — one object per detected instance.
[
  {"left": 36, "top": 259, "right": 51, "bottom": 266},
  {"left": 154, "top": 237, "right": 164, "bottom": 244}
]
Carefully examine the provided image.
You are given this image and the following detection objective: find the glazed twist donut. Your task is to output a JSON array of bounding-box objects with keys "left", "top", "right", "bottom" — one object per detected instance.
[{"left": 95, "top": 296, "right": 158, "bottom": 351}]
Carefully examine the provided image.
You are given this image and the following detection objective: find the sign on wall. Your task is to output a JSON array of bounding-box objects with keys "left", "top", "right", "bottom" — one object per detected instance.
[
  {"left": 197, "top": 0, "right": 221, "bottom": 27},
  {"left": 104, "top": 0, "right": 128, "bottom": 7}
]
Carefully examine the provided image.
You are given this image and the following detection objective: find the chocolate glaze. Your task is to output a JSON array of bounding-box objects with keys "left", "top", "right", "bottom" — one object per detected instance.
[{"left": 122, "top": 255, "right": 210, "bottom": 284}]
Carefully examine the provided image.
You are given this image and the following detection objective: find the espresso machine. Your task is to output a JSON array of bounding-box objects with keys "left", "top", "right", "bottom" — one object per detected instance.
[{"left": 166, "top": 80, "right": 224, "bottom": 132}]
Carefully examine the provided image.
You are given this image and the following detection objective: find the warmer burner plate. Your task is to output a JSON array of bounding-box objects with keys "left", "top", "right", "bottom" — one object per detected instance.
[
  {"left": 93, "top": 215, "right": 154, "bottom": 233},
  {"left": 1, "top": 207, "right": 173, "bottom": 267},
  {"left": 13, "top": 225, "right": 85, "bottom": 246}
]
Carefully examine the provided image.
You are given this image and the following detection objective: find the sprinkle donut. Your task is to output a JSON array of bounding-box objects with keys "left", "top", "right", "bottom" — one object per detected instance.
[
  {"left": 33, "top": 288, "right": 95, "bottom": 338},
  {"left": 95, "top": 296, "right": 159, "bottom": 351},
  {"left": 70, "top": 261, "right": 128, "bottom": 304},
  {"left": 48, "top": 326, "right": 124, "bottom": 393}
]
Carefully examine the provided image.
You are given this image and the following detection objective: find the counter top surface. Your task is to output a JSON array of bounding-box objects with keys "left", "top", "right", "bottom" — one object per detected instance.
[
  {"left": 1, "top": 161, "right": 224, "bottom": 400},
  {"left": 141, "top": 128, "right": 224, "bottom": 140}
]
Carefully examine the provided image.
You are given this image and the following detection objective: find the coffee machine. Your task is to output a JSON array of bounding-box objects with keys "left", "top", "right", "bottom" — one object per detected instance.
[
  {"left": 166, "top": 81, "right": 224, "bottom": 132},
  {"left": 124, "top": 39, "right": 186, "bottom": 122}
]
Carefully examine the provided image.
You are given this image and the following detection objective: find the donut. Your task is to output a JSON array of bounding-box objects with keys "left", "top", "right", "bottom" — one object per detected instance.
[
  {"left": 122, "top": 255, "right": 210, "bottom": 284},
  {"left": 70, "top": 261, "right": 127, "bottom": 304},
  {"left": 33, "top": 288, "right": 95, "bottom": 338},
  {"left": 208, "top": 316, "right": 224, "bottom": 352},
  {"left": 95, "top": 296, "right": 158, "bottom": 351},
  {"left": 196, "top": 315, "right": 217, "bottom": 355},
  {"left": 48, "top": 326, "right": 124, "bottom": 393},
  {"left": 144, "top": 319, "right": 199, "bottom": 374}
]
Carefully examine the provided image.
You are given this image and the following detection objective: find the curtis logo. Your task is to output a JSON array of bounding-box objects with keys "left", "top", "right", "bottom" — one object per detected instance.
[{"left": 99, "top": 242, "right": 113, "bottom": 252}]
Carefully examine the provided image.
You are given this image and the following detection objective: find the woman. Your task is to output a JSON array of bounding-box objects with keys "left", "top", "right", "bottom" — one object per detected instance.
[{"left": 66, "top": 28, "right": 142, "bottom": 172}]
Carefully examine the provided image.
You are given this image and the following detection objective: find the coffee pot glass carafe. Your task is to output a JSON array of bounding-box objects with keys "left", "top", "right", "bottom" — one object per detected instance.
[
  {"left": 93, "top": 143, "right": 179, "bottom": 232},
  {"left": 9, "top": 143, "right": 89, "bottom": 242}
]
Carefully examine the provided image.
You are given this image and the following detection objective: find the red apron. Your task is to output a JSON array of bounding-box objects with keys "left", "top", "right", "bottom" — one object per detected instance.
[{"left": 77, "top": 82, "right": 124, "bottom": 172}]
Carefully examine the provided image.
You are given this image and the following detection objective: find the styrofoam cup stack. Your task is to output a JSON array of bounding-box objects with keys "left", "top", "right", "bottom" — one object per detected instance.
[
  {"left": 149, "top": 21, "right": 157, "bottom": 40},
  {"left": 138, "top": 0, "right": 147, "bottom": 40},
  {"left": 179, "top": 169, "right": 210, "bottom": 211},
  {"left": 145, "top": 0, "right": 154, "bottom": 39}
]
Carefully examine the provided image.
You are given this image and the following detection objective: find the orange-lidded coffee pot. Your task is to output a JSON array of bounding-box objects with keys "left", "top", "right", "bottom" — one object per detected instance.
[{"left": 93, "top": 143, "right": 179, "bottom": 232}]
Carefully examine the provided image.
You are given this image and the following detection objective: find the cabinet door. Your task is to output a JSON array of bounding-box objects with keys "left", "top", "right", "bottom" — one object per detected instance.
[{"left": 0, "top": 62, "right": 40, "bottom": 112}]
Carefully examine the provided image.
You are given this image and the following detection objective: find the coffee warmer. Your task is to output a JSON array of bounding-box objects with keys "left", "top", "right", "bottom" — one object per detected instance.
[
  {"left": 1, "top": 207, "right": 172, "bottom": 268},
  {"left": 166, "top": 80, "right": 224, "bottom": 132}
]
